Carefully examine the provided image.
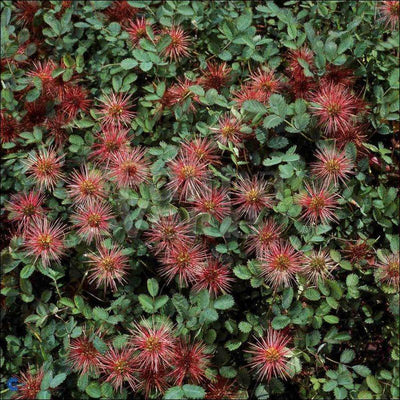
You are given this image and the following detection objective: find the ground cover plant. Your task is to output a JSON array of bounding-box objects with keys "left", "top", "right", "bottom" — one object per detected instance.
[{"left": 0, "top": 1, "right": 399, "bottom": 399}]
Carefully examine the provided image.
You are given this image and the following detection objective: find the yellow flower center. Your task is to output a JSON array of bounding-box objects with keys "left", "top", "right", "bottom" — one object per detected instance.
[
  {"left": 181, "top": 165, "right": 196, "bottom": 178},
  {"left": 310, "top": 196, "right": 325, "bottom": 211},
  {"left": 37, "top": 160, "right": 54, "bottom": 174},
  {"left": 109, "top": 105, "right": 123, "bottom": 117},
  {"left": 100, "top": 256, "right": 115, "bottom": 271},
  {"left": 38, "top": 234, "right": 53, "bottom": 249},
  {"left": 246, "top": 189, "right": 260, "bottom": 203},
  {"left": 145, "top": 336, "right": 161, "bottom": 352},
  {"left": 325, "top": 159, "right": 340, "bottom": 173},
  {"left": 221, "top": 124, "right": 235, "bottom": 138},
  {"left": 275, "top": 255, "right": 290, "bottom": 271},
  {"left": 23, "top": 204, "right": 36, "bottom": 216},
  {"left": 204, "top": 200, "right": 216, "bottom": 211},
  {"left": 327, "top": 103, "right": 341, "bottom": 116},
  {"left": 88, "top": 213, "right": 101, "bottom": 227},
  {"left": 177, "top": 251, "right": 190, "bottom": 264},
  {"left": 310, "top": 256, "right": 326, "bottom": 271},
  {"left": 80, "top": 180, "right": 97, "bottom": 195},
  {"left": 264, "top": 347, "right": 281, "bottom": 362},
  {"left": 122, "top": 162, "right": 137, "bottom": 176}
]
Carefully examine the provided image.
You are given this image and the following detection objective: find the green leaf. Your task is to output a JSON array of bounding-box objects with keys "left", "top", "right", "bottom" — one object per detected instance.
[
  {"left": 268, "top": 137, "right": 288, "bottom": 149},
  {"left": 269, "top": 94, "right": 287, "bottom": 118},
  {"left": 147, "top": 278, "right": 159, "bottom": 297},
  {"left": 164, "top": 386, "right": 184, "bottom": 399},
  {"left": 243, "top": 100, "right": 268, "bottom": 114},
  {"left": 237, "top": 14, "right": 252, "bottom": 31},
  {"left": 20, "top": 265, "right": 35, "bottom": 279},
  {"left": 304, "top": 288, "right": 321, "bottom": 301},
  {"left": 121, "top": 58, "right": 138, "bottom": 70},
  {"left": 272, "top": 315, "right": 290, "bottom": 329},
  {"left": 138, "top": 294, "right": 154, "bottom": 312},
  {"left": 233, "top": 265, "right": 252, "bottom": 280},
  {"left": 203, "top": 226, "right": 222, "bottom": 237},
  {"left": 264, "top": 114, "right": 284, "bottom": 129},
  {"left": 324, "top": 315, "right": 339, "bottom": 324},
  {"left": 346, "top": 274, "right": 359, "bottom": 287},
  {"left": 182, "top": 384, "right": 206, "bottom": 399},
  {"left": 366, "top": 376, "right": 382, "bottom": 394},
  {"left": 50, "top": 373, "right": 66, "bottom": 388},
  {"left": 353, "top": 365, "right": 371, "bottom": 377},
  {"left": 93, "top": 307, "right": 108, "bottom": 320},
  {"left": 238, "top": 321, "right": 252, "bottom": 333},
  {"left": 340, "top": 349, "right": 355, "bottom": 364},
  {"left": 214, "top": 294, "right": 234, "bottom": 310},
  {"left": 86, "top": 382, "right": 102, "bottom": 398},
  {"left": 220, "top": 366, "right": 237, "bottom": 378},
  {"left": 282, "top": 287, "right": 294, "bottom": 309},
  {"left": 69, "top": 135, "right": 84, "bottom": 146}
]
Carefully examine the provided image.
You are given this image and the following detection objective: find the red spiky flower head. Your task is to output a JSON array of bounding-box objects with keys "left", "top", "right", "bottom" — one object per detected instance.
[
  {"left": 130, "top": 319, "right": 176, "bottom": 372},
  {"left": 169, "top": 340, "right": 211, "bottom": 386},
  {"left": 60, "top": 85, "right": 92, "bottom": 120},
  {"left": 104, "top": 0, "right": 138, "bottom": 24},
  {"left": 297, "top": 183, "right": 339, "bottom": 225},
  {"left": 212, "top": 114, "right": 243, "bottom": 146},
  {"left": 24, "top": 218, "right": 67, "bottom": 267},
  {"left": 126, "top": 17, "right": 154, "bottom": 47},
  {"left": 206, "top": 376, "right": 238, "bottom": 400},
  {"left": 301, "top": 249, "right": 337, "bottom": 286},
  {"left": 310, "top": 83, "right": 364, "bottom": 135},
  {"left": 232, "top": 84, "right": 266, "bottom": 108},
  {"left": 25, "top": 148, "right": 65, "bottom": 190},
  {"left": 376, "top": 253, "right": 399, "bottom": 288},
  {"left": 191, "top": 187, "right": 230, "bottom": 222},
  {"left": 14, "top": 367, "right": 44, "bottom": 400},
  {"left": 87, "top": 245, "right": 130, "bottom": 292},
  {"left": 108, "top": 148, "right": 150, "bottom": 189},
  {"left": 145, "top": 214, "right": 193, "bottom": 255},
  {"left": 199, "top": 62, "right": 231, "bottom": 91},
  {"left": 379, "top": 1, "right": 400, "bottom": 29},
  {"left": 167, "top": 154, "right": 209, "bottom": 201},
  {"left": 159, "top": 242, "right": 206, "bottom": 286},
  {"left": 286, "top": 47, "right": 314, "bottom": 81},
  {"left": 169, "top": 78, "right": 201, "bottom": 112},
  {"left": 72, "top": 200, "right": 114, "bottom": 243},
  {"left": 245, "top": 219, "right": 283, "bottom": 257},
  {"left": 161, "top": 25, "right": 190, "bottom": 61},
  {"left": 14, "top": 1, "right": 40, "bottom": 27},
  {"left": 181, "top": 137, "right": 221, "bottom": 165},
  {"left": 27, "top": 60, "right": 57, "bottom": 97},
  {"left": 89, "top": 126, "right": 131, "bottom": 164},
  {"left": 334, "top": 124, "right": 369, "bottom": 156},
  {"left": 99, "top": 346, "right": 137, "bottom": 393},
  {"left": 137, "top": 367, "right": 169, "bottom": 398},
  {"left": 69, "top": 333, "right": 102, "bottom": 375},
  {"left": 45, "top": 113, "right": 69, "bottom": 147},
  {"left": 246, "top": 328, "right": 292, "bottom": 381},
  {"left": 1, "top": 111, "right": 20, "bottom": 143},
  {"left": 321, "top": 64, "right": 356, "bottom": 87},
  {"left": 98, "top": 92, "right": 135, "bottom": 128},
  {"left": 232, "top": 175, "right": 274, "bottom": 220},
  {"left": 261, "top": 241, "right": 303, "bottom": 288},
  {"left": 310, "top": 145, "right": 354, "bottom": 186},
  {"left": 192, "top": 258, "right": 233, "bottom": 297},
  {"left": 5, "top": 191, "right": 45, "bottom": 231},
  {"left": 249, "top": 67, "right": 282, "bottom": 102},
  {"left": 67, "top": 165, "right": 106, "bottom": 205},
  {"left": 343, "top": 239, "right": 373, "bottom": 264}
]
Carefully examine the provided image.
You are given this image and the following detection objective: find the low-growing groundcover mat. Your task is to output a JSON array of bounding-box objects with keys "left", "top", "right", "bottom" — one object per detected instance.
[{"left": 0, "top": 0, "right": 399, "bottom": 399}]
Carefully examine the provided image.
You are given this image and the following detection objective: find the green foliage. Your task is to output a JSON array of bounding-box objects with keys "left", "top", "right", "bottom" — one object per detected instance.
[{"left": 1, "top": 1, "right": 399, "bottom": 399}]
